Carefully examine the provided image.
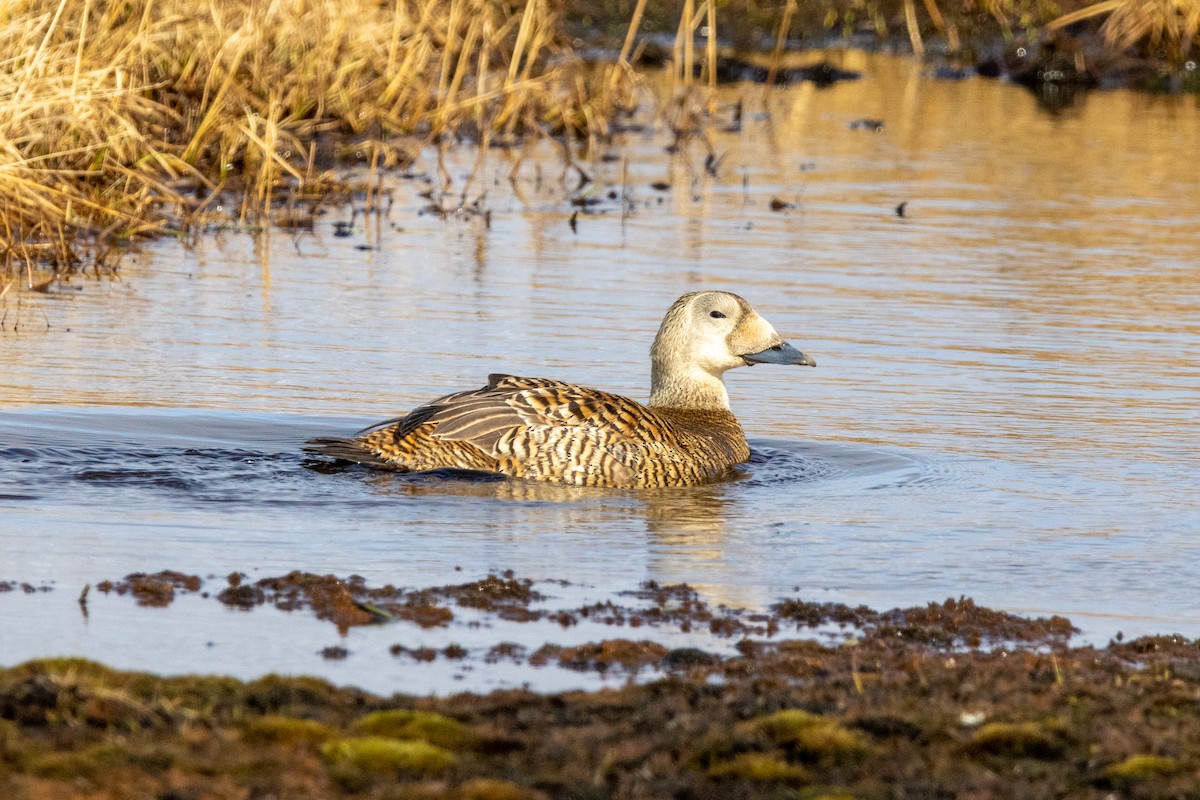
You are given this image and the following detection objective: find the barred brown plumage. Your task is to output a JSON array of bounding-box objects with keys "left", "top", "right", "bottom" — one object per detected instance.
[{"left": 307, "top": 291, "right": 815, "bottom": 488}]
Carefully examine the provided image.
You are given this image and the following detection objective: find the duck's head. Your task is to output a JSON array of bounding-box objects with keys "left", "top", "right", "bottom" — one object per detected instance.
[{"left": 649, "top": 291, "right": 815, "bottom": 409}]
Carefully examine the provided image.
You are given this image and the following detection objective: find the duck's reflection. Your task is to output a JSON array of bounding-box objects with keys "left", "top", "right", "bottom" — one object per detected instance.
[
  {"left": 639, "top": 483, "right": 732, "bottom": 541},
  {"left": 338, "top": 462, "right": 734, "bottom": 541},
  {"left": 316, "top": 460, "right": 784, "bottom": 610}
]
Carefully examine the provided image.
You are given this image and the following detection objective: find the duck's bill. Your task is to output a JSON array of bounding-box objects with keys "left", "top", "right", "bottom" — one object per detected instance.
[{"left": 742, "top": 342, "right": 816, "bottom": 367}]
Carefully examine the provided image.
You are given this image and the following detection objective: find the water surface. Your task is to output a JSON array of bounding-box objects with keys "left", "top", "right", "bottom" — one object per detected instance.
[{"left": 2, "top": 51, "right": 1198, "bottom": 692}]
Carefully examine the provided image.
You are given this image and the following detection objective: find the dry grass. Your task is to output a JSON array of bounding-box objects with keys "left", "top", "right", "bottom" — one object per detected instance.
[
  {"left": 0, "top": 0, "right": 637, "bottom": 285},
  {"left": 1048, "top": 0, "right": 1200, "bottom": 66},
  {"left": 3, "top": 0, "right": 1197, "bottom": 289}
]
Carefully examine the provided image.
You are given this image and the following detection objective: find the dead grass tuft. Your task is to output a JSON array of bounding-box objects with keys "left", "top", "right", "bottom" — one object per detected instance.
[
  {"left": 0, "top": 0, "right": 635, "bottom": 282},
  {"left": 1048, "top": 0, "right": 1200, "bottom": 66}
]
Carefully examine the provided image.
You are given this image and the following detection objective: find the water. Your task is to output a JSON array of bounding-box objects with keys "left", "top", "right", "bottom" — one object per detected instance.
[{"left": 2, "top": 51, "right": 1198, "bottom": 693}]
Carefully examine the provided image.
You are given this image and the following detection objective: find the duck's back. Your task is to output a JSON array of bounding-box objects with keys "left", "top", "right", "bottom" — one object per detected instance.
[{"left": 315, "top": 374, "right": 749, "bottom": 488}]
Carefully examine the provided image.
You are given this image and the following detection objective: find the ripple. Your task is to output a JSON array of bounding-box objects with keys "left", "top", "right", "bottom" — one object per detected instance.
[
  {"left": 0, "top": 412, "right": 346, "bottom": 509},
  {"left": 745, "top": 437, "right": 982, "bottom": 494},
  {"left": 1, "top": 412, "right": 985, "bottom": 507},
  {"left": 744, "top": 443, "right": 844, "bottom": 486}
]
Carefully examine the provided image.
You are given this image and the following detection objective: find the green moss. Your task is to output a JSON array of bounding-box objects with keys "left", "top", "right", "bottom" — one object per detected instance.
[
  {"left": 707, "top": 751, "right": 810, "bottom": 783},
  {"left": 242, "top": 714, "right": 337, "bottom": 745},
  {"left": 322, "top": 735, "right": 456, "bottom": 778},
  {"left": 969, "top": 721, "right": 1068, "bottom": 759},
  {"left": 3, "top": 662, "right": 246, "bottom": 723},
  {"left": 152, "top": 673, "right": 245, "bottom": 710},
  {"left": 1103, "top": 754, "right": 1186, "bottom": 782},
  {"left": 26, "top": 742, "right": 173, "bottom": 780},
  {"left": 16, "top": 658, "right": 121, "bottom": 684},
  {"left": 753, "top": 710, "right": 871, "bottom": 764},
  {"left": 353, "top": 709, "right": 474, "bottom": 750}
]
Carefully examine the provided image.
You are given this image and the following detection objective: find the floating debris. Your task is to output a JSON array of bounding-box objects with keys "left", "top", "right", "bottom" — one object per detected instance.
[
  {"left": 848, "top": 118, "right": 885, "bottom": 132},
  {"left": 706, "top": 57, "right": 862, "bottom": 87}
]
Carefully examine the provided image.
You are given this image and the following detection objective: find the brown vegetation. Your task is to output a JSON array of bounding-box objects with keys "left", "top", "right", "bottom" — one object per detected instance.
[
  {"left": 3, "top": 631, "right": 1200, "bottom": 797},
  {"left": 7, "top": 572, "right": 1200, "bottom": 795},
  {"left": 0, "top": 0, "right": 634, "bottom": 285},
  {"left": 1047, "top": 0, "right": 1200, "bottom": 67},
  {"left": 1, "top": 0, "right": 1196, "bottom": 292}
]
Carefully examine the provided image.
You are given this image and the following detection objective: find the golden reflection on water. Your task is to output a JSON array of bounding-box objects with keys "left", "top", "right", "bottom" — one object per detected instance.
[{"left": 357, "top": 467, "right": 733, "bottom": 541}]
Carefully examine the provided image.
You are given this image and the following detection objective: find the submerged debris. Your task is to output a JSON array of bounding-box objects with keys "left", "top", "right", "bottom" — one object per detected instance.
[
  {"left": 0, "top": 581, "right": 52, "bottom": 595},
  {"left": 93, "top": 571, "right": 1079, "bottom": 654},
  {"left": 211, "top": 570, "right": 545, "bottom": 632},
  {"left": 848, "top": 117, "right": 886, "bottom": 131},
  {"left": 95, "top": 571, "right": 202, "bottom": 607},
  {"left": 773, "top": 594, "right": 1077, "bottom": 648}
]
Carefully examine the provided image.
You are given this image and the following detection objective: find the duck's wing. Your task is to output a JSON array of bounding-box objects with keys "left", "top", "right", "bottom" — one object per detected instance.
[
  {"left": 303, "top": 381, "right": 510, "bottom": 466},
  {"left": 307, "top": 374, "right": 671, "bottom": 476},
  {"left": 423, "top": 373, "right": 669, "bottom": 455},
  {"left": 352, "top": 386, "right": 486, "bottom": 438}
]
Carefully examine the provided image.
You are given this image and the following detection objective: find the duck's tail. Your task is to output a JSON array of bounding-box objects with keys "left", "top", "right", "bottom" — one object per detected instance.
[{"left": 302, "top": 436, "right": 398, "bottom": 468}]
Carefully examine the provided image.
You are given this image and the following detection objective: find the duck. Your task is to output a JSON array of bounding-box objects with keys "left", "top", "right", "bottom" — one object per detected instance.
[{"left": 308, "top": 291, "right": 815, "bottom": 488}]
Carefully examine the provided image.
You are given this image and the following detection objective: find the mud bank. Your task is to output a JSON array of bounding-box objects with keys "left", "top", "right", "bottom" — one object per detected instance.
[{"left": 4, "top": 571, "right": 1199, "bottom": 798}]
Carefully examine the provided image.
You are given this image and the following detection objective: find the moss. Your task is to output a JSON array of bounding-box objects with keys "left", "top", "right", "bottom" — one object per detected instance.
[
  {"left": 26, "top": 742, "right": 173, "bottom": 780},
  {"left": 969, "top": 721, "right": 1068, "bottom": 759},
  {"left": 77, "top": 688, "right": 166, "bottom": 729},
  {"left": 707, "top": 751, "right": 810, "bottom": 784},
  {"left": 12, "top": 658, "right": 121, "bottom": 683},
  {"left": 458, "top": 777, "right": 547, "bottom": 800},
  {"left": 753, "top": 710, "right": 871, "bottom": 764},
  {"left": 0, "top": 672, "right": 168, "bottom": 729},
  {"left": 353, "top": 709, "right": 474, "bottom": 750},
  {"left": 1102, "top": 754, "right": 1186, "bottom": 782},
  {"left": 152, "top": 673, "right": 245, "bottom": 709},
  {"left": 322, "top": 735, "right": 456, "bottom": 778},
  {"left": 243, "top": 674, "right": 346, "bottom": 713},
  {"left": 242, "top": 714, "right": 337, "bottom": 745}
]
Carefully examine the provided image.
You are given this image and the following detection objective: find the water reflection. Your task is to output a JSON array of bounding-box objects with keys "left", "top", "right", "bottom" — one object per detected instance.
[{"left": 324, "top": 457, "right": 739, "bottom": 546}]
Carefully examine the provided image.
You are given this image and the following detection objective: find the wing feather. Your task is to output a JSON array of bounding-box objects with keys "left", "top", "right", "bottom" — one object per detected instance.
[
  {"left": 505, "top": 385, "right": 674, "bottom": 440},
  {"left": 417, "top": 377, "right": 677, "bottom": 450},
  {"left": 313, "top": 375, "right": 688, "bottom": 484}
]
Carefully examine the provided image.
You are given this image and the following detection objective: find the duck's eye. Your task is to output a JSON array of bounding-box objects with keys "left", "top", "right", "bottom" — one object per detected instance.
[{"left": 709, "top": 310, "right": 726, "bottom": 319}]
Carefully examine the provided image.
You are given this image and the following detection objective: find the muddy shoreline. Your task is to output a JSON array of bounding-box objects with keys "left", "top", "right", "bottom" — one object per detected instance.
[
  {"left": 4, "top": 571, "right": 1199, "bottom": 798},
  {"left": 570, "top": 0, "right": 1200, "bottom": 96}
]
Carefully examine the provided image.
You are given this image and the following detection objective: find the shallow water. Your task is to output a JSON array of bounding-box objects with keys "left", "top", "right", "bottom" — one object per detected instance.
[{"left": 3, "top": 51, "right": 1199, "bottom": 693}]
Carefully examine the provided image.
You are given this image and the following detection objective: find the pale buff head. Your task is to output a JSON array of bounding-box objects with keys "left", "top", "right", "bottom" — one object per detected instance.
[{"left": 648, "top": 291, "right": 814, "bottom": 410}]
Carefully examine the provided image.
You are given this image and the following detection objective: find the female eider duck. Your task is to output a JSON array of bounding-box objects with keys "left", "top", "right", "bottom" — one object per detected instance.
[{"left": 312, "top": 291, "right": 814, "bottom": 488}]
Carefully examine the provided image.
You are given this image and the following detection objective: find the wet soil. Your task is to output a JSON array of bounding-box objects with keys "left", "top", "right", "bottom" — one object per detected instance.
[{"left": 5, "top": 572, "right": 1200, "bottom": 798}]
